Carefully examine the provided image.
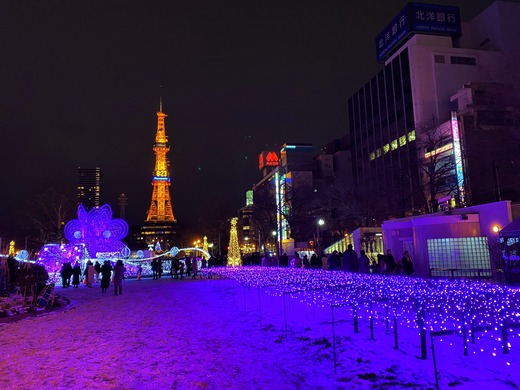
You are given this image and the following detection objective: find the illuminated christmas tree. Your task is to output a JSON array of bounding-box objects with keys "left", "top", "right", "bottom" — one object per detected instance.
[{"left": 227, "top": 217, "right": 242, "bottom": 266}]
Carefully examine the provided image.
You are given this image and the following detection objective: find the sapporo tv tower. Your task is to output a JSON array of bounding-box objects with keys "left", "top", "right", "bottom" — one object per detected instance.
[
  {"left": 140, "top": 99, "right": 178, "bottom": 249},
  {"left": 147, "top": 98, "right": 175, "bottom": 222}
]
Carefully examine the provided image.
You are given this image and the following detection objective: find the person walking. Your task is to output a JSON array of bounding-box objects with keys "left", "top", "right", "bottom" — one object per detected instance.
[
  {"left": 100, "top": 260, "right": 112, "bottom": 293},
  {"left": 113, "top": 260, "right": 126, "bottom": 296}
]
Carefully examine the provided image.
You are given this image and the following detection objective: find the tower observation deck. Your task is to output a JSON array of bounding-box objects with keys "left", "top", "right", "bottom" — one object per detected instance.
[{"left": 146, "top": 100, "right": 175, "bottom": 222}]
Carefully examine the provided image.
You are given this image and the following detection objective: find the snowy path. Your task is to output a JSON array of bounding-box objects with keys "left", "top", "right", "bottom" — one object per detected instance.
[
  {"left": 0, "top": 276, "right": 519, "bottom": 389},
  {"left": 1, "top": 278, "right": 337, "bottom": 390}
]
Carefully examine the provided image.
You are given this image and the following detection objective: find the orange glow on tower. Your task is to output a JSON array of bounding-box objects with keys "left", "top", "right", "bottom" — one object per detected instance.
[{"left": 146, "top": 100, "right": 175, "bottom": 222}]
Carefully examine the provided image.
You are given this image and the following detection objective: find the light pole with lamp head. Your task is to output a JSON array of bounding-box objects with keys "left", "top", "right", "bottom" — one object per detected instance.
[{"left": 317, "top": 218, "right": 325, "bottom": 254}]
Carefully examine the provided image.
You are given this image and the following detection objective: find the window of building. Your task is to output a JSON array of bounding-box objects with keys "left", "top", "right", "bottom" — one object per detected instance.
[
  {"left": 408, "top": 130, "right": 416, "bottom": 142},
  {"left": 450, "top": 56, "right": 477, "bottom": 66},
  {"left": 434, "top": 55, "right": 445, "bottom": 64},
  {"left": 391, "top": 139, "right": 398, "bottom": 150},
  {"left": 399, "top": 135, "right": 407, "bottom": 147},
  {"left": 427, "top": 237, "right": 491, "bottom": 278}
]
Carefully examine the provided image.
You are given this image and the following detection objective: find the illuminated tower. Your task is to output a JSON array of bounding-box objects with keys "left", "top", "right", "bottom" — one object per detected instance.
[{"left": 146, "top": 100, "right": 175, "bottom": 222}]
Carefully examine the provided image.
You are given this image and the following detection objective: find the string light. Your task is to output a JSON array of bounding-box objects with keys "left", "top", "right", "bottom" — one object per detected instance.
[
  {"left": 204, "top": 266, "right": 520, "bottom": 363},
  {"left": 227, "top": 218, "right": 241, "bottom": 267}
]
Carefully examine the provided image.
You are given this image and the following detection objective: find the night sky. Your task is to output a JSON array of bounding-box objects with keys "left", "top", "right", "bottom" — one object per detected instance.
[{"left": 0, "top": 0, "right": 498, "bottom": 236}]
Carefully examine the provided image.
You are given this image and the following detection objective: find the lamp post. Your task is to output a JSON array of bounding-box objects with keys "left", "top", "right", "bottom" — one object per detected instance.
[
  {"left": 244, "top": 236, "right": 249, "bottom": 254},
  {"left": 193, "top": 239, "right": 201, "bottom": 258},
  {"left": 317, "top": 218, "right": 325, "bottom": 254},
  {"left": 272, "top": 230, "right": 277, "bottom": 254}
]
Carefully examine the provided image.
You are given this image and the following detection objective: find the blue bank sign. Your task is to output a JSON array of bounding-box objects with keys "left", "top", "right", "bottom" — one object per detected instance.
[{"left": 375, "top": 3, "right": 461, "bottom": 63}]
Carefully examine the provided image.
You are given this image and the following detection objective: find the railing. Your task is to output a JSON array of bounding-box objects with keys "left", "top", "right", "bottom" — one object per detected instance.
[{"left": 429, "top": 267, "right": 503, "bottom": 282}]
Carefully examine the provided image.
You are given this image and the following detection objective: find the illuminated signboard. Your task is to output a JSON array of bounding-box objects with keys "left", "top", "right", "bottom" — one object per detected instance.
[
  {"left": 259, "top": 151, "right": 279, "bottom": 170},
  {"left": 451, "top": 111, "right": 465, "bottom": 206},
  {"left": 375, "top": 3, "right": 461, "bottom": 63}
]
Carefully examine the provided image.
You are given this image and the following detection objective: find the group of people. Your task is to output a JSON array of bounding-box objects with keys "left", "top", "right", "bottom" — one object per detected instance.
[
  {"left": 149, "top": 256, "right": 208, "bottom": 280},
  {"left": 60, "top": 259, "right": 126, "bottom": 295},
  {"left": 59, "top": 261, "right": 82, "bottom": 288},
  {"left": 258, "top": 246, "right": 414, "bottom": 276},
  {"left": 323, "top": 246, "right": 414, "bottom": 276}
]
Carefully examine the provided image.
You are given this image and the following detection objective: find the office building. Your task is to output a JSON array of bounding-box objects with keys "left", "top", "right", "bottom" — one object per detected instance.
[
  {"left": 77, "top": 167, "right": 102, "bottom": 211},
  {"left": 348, "top": 1, "right": 520, "bottom": 217}
]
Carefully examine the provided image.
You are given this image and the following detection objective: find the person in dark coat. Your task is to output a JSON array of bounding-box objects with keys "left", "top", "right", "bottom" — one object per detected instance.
[
  {"left": 402, "top": 251, "right": 414, "bottom": 276},
  {"left": 71, "top": 262, "right": 81, "bottom": 288},
  {"left": 302, "top": 255, "right": 311, "bottom": 269},
  {"left": 151, "top": 259, "right": 158, "bottom": 280},
  {"left": 100, "top": 260, "right": 112, "bottom": 293},
  {"left": 384, "top": 249, "right": 396, "bottom": 275},
  {"left": 341, "top": 244, "right": 359, "bottom": 272},
  {"left": 113, "top": 260, "right": 126, "bottom": 296},
  {"left": 280, "top": 253, "right": 289, "bottom": 267},
  {"left": 310, "top": 253, "right": 319, "bottom": 269},
  {"left": 60, "top": 263, "right": 69, "bottom": 288},
  {"left": 328, "top": 251, "right": 340, "bottom": 270},
  {"left": 94, "top": 261, "right": 102, "bottom": 283},
  {"left": 60, "top": 262, "right": 73, "bottom": 287}
]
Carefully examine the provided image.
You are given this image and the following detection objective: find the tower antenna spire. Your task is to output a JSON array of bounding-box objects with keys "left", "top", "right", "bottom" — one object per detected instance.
[{"left": 159, "top": 96, "right": 163, "bottom": 113}]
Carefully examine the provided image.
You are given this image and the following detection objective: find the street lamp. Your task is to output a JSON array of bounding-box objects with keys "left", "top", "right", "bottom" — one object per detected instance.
[
  {"left": 244, "top": 236, "right": 249, "bottom": 253},
  {"left": 193, "top": 239, "right": 201, "bottom": 257},
  {"left": 272, "top": 230, "right": 277, "bottom": 254},
  {"left": 317, "top": 218, "right": 325, "bottom": 254}
]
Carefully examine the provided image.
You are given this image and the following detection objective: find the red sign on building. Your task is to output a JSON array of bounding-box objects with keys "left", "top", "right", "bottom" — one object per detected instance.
[{"left": 259, "top": 151, "right": 279, "bottom": 170}]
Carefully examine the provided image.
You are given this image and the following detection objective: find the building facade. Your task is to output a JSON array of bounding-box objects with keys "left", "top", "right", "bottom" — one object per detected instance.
[
  {"left": 77, "top": 167, "right": 102, "bottom": 211},
  {"left": 348, "top": 1, "right": 520, "bottom": 217}
]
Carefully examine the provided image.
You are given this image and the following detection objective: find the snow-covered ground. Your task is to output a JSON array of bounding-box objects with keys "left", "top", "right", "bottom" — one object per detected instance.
[{"left": 1, "top": 273, "right": 519, "bottom": 389}]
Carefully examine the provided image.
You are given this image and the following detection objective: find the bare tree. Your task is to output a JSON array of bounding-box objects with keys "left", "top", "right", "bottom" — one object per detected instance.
[
  {"left": 253, "top": 172, "right": 316, "bottom": 246},
  {"left": 252, "top": 183, "right": 279, "bottom": 248},
  {"left": 314, "top": 181, "right": 387, "bottom": 243},
  {"left": 416, "top": 124, "right": 458, "bottom": 213},
  {"left": 26, "top": 188, "right": 76, "bottom": 245}
]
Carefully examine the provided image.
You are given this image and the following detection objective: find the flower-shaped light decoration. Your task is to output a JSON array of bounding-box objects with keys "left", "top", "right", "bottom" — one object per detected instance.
[{"left": 64, "top": 204, "right": 129, "bottom": 260}]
